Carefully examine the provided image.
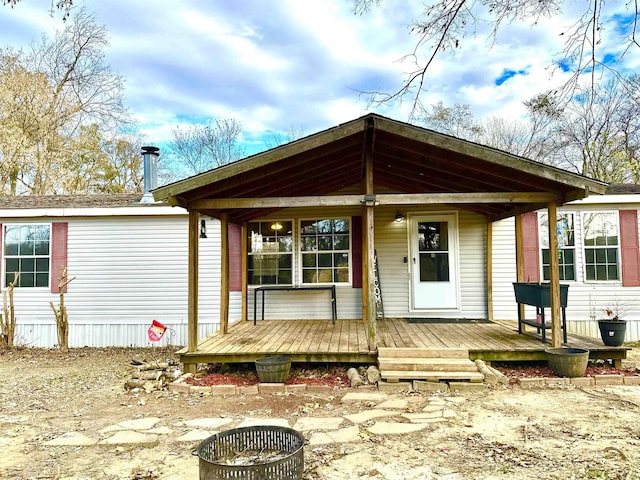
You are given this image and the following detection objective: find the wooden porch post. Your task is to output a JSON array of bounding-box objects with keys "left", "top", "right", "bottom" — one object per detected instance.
[
  {"left": 365, "top": 205, "right": 376, "bottom": 351},
  {"left": 514, "top": 214, "right": 525, "bottom": 322},
  {"left": 547, "top": 203, "right": 562, "bottom": 347},
  {"left": 220, "top": 213, "right": 229, "bottom": 334},
  {"left": 241, "top": 222, "right": 248, "bottom": 322},
  {"left": 362, "top": 118, "right": 376, "bottom": 352},
  {"left": 486, "top": 221, "right": 494, "bottom": 321},
  {"left": 187, "top": 210, "right": 199, "bottom": 357}
]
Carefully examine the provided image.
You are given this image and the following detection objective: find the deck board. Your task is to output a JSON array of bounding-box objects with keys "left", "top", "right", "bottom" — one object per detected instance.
[{"left": 178, "top": 318, "right": 628, "bottom": 365}]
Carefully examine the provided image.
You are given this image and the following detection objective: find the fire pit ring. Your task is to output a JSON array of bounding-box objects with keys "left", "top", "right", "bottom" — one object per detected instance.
[{"left": 197, "top": 425, "right": 304, "bottom": 480}]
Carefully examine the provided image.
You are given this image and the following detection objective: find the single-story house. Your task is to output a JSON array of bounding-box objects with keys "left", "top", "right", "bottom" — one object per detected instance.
[{"left": 151, "top": 113, "right": 625, "bottom": 372}]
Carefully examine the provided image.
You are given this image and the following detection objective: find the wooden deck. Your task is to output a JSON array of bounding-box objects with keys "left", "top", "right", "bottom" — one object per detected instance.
[{"left": 179, "top": 318, "right": 628, "bottom": 367}]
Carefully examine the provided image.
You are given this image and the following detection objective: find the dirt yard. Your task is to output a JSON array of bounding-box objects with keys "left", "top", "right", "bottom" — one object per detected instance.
[{"left": 1, "top": 346, "right": 640, "bottom": 480}]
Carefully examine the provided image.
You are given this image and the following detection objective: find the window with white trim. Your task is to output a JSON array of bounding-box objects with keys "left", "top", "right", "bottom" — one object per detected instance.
[
  {"left": 300, "top": 218, "right": 350, "bottom": 284},
  {"left": 247, "top": 221, "right": 293, "bottom": 285},
  {"left": 3, "top": 224, "right": 51, "bottom": 288},
  {"left": 582, "top": 212, "right": 619, "bottom": 281},
  {"left": 539, "top": 212, "right": 575, "bottom": 281}
]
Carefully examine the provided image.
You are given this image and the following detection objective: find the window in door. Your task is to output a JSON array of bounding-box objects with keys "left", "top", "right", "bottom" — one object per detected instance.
[{"left": 418, "top": 221, "right": 449, "bottom": 282}]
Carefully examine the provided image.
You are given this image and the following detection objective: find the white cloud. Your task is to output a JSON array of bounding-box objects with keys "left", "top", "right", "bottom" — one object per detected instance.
[{"left": 0, "top": 0, "right": 637, "bottom": 156}]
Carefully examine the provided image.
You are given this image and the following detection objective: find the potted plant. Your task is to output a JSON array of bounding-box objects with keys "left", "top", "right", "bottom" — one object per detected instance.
[{"left": 597, "top": 306, "right": 627, "bottom": 347}]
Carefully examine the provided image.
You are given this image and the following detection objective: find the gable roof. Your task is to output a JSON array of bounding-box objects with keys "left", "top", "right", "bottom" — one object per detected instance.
[{"left": 153, "top": 113, "right": 607, "bottom": 222}]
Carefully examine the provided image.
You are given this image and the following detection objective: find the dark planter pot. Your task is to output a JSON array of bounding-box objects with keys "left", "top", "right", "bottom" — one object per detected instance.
[
  {"left": 597, "top": 320, "right": 627, "bottom": 347},
  {"left": 546, "top": 347, "right": 590, "bottom": 378}
]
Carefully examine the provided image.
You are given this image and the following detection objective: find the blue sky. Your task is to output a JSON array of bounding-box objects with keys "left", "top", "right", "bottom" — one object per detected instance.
[{"left": 1, "top": 1, "right": 638, "bottom": 156}]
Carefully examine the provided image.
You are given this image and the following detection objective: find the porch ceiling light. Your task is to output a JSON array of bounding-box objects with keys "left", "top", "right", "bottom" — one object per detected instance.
[
  {"left": 271, "top": 222, "right": 283, "bottom": 231},
  {"left": 394, "top": 212, "right": 405, "bottom": 223}
]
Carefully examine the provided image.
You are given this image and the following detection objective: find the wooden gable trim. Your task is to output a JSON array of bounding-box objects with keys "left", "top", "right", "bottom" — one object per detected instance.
[
  {"left": 153, "top": 119, "right": 366, "bottom": 201},
  {"left": 375, "top": 118, "right": 607, "bottom": 194}
]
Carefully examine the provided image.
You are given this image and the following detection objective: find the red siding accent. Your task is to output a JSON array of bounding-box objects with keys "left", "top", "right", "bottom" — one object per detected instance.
[
  {"left": 620, "top": 210, "right": 640, "bottom": 287},
  {"left": 51, "top": 222, "right": 68, "bottom": 293},
  {"left": 521, "top": 212, "right": 540, "bottom": 283},
  {"left": 351, "top": 216, "right": 362, "bottom": 288},
  {"left": 228, "top": 223, "right": 242, "bottom": 292}
]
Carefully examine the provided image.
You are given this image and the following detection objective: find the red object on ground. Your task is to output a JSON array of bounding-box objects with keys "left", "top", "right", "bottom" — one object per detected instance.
[{"left": 147, "top": 319, "right": 167, "bottom": 342}]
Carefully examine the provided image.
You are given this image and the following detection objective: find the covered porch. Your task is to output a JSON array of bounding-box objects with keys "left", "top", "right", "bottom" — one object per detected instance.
[
  {"left": 178, "top": 318, "right": 628, "bottom": 368},
  {"left": 153, "top": 114, "right": 609, "bottom": 372}
]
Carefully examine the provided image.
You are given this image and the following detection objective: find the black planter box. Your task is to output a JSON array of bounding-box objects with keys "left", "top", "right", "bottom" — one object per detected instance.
[{"left": 513, "top": 282, "right": 569, "bottom": 308}]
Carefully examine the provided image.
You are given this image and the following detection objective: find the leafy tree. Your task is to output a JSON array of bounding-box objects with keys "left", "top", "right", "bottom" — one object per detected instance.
[
  {"left": 167, "top": 118, "right": 246, "bottom": 177},
  {"left": 62, "top": 125, "right": 143, "bottom": 194},
  {"left": 355, "top": 1, "right": 640, "bottom": 117},
  {"left": 0, "top": 9, "right": 131, "bottom": 195}
]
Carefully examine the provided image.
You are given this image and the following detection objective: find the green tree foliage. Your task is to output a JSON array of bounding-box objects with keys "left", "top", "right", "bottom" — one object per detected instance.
[{"left": 0, "top": 9, "right": 138, "bottom": 195}]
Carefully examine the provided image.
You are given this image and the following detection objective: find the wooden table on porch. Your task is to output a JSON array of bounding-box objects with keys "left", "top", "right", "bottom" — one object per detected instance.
[{"left": 253, "top": 285, "right": 337, "bottom": 325}]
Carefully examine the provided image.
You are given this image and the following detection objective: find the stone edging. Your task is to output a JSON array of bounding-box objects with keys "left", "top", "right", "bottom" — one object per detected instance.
[
  {"left": 168, "top": 373, "right": 640, "bottom": 395},
  {"left": 517, "top": 374, "right": 640, "bottom": 387}
]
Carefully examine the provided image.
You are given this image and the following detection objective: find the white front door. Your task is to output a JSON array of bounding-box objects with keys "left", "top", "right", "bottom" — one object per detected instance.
[{"left": 411, "top": 213, "right": 459, "bottom": 310}]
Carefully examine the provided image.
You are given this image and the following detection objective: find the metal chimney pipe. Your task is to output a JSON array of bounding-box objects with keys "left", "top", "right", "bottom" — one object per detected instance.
[{"left": 140, "top": 146, "right": 159, "bottom": 203}]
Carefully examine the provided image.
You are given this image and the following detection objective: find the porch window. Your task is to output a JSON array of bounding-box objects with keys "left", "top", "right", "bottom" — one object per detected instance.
[
  {"left": 3, "top": 224, "right": 51, "bottom": 288},
  {"left": 247, "top": 221, "right": 293, "bottom": 285},
  {"left": 582, "top": 212, "right": 619, "bottom": 281},
  {"left": 539, "top": 212, "right": 575, "bottom": 281},
  {"left": 300, "top": 218, "right": 350, "bottom": 284}
]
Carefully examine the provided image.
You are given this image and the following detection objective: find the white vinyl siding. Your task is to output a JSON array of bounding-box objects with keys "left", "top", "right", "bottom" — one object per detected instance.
[
  {"left": 8, "top": 215, "right": 226, "bottom": 347},
  {"left": 491, "top": 204, "right": 640, "bottom": 342},
  {"left": 376, "top": 207, "right": 487, "bottom": 319},
  {"left": 250, "top": 206, "right": 486, "bottom": 321}
]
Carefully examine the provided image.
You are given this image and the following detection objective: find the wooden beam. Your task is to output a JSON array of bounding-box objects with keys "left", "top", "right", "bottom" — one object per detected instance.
[
  {"left": 168, "top": 195, "right": 188, "bottom": 208},
  {"left": 547, "top": 203, "right": 562, "bottom": 347},
  {"left": 187, "top": 211, "right": 199, "bottom": 359},
  {"left": 220, "top": 213, "right": 230, "bottom": 335},
  {"left": 486, "top": 221, "right": 493, "bottom": 322},
  {"left": 361, "top": 211, "right": 369, "bottom": 339},
  {"left": 515, "top": 214, "right": 525, "bottom": 326},
  {"left": 363, "top": 120, "right": 377, "bottom": 352},
  {"left": 241, "top": 222, "right": 248, "bottom": 322},
  {"left": 190, "top": 192, "right": 563, "bottom": 210},
  {"left": 365, "top": 205, "right": 376, "bottom": 352}
]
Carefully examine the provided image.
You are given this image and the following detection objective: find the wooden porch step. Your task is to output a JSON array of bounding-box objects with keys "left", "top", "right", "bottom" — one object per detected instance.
[
  {"left": 378, "top": 347, "right": 483, "bottom": 383},
  {"left": 382, "top": 370, "right": 485, "bottom": 383},
  {"left": 377, "top": 347, "right": 469, "bottom": 358},
  {"left": 378, "top": 358, "right": 479, "bottom": 372}
]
